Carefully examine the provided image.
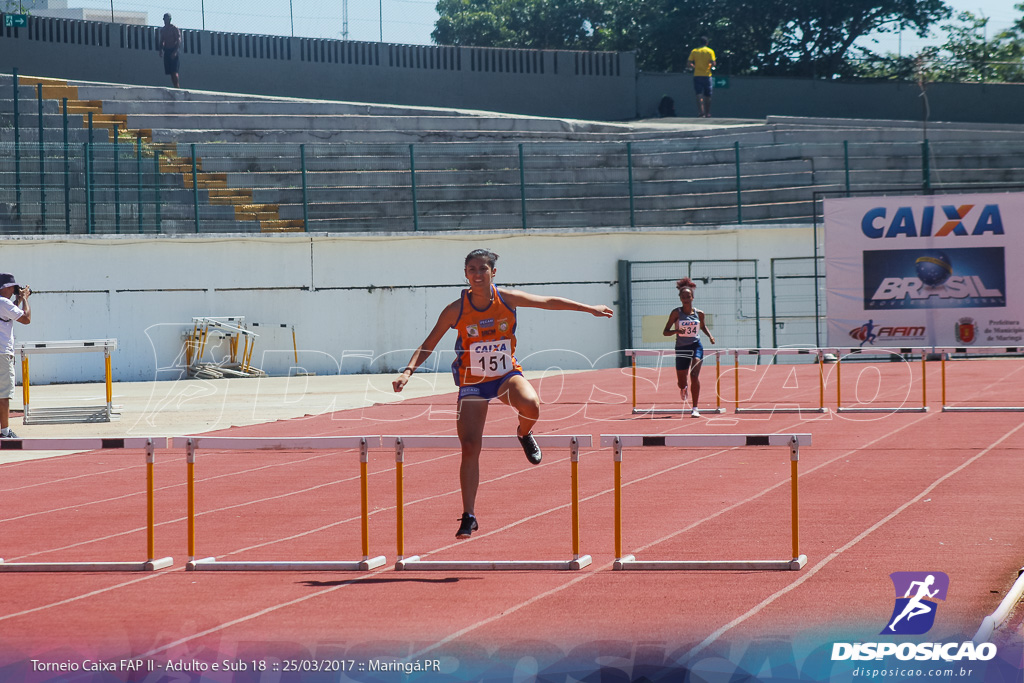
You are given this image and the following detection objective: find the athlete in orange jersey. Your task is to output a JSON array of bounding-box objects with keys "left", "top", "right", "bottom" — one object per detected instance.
[{"left": 394, "top": 248, "right": 614, "bottom": 538}]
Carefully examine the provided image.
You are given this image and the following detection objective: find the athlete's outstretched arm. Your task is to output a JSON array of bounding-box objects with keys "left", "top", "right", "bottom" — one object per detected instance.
[
  {"left": 500, "top": 289, "right": 613, "bottom": 318},
  {"left": 393, "top": 300, "right": 460, "bottom": 392}
]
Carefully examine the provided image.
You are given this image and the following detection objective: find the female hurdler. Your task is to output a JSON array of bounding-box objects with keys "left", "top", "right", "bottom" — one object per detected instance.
[
  {"left": 393, "top": 249, "right": 614, "bottom": 538},
  {"left": 662, "top": 277, "right": 715, "bottom": 417}
]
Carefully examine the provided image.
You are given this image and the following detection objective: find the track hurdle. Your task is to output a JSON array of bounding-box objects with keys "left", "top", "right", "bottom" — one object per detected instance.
[
  {"left": 602, "top": 434, "right": 810, "bottom": 571},
  {"left": 15, "top": 339, "right": 119, "bottom": 423},
  {"left": 626, "top": 349, "right": 725, "bottom": 415},
  {"left": 731, "top": 348, "right": 827, "bottom": 414},
  {"left": 386, "top": 435, "right": 592, "bottom": 571},
  {"left": 832, "top": 347, "right": 928, "bottom": 413},
  {"left": 0, "top": 438, "right": 173, "bottom": 572},
  {"left": 173, "top": 436, "right": 386, "bottom": 571},
  {"left": 937, "top": 346, "right": 1024, "bottom": 412}
]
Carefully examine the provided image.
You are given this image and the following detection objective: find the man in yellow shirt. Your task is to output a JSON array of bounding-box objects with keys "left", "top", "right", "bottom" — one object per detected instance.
[{"left": 687, "top": 36, "right": 716, "bottom": 118}]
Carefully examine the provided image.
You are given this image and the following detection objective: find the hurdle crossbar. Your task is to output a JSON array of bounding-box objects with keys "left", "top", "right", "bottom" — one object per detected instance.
[
  {"left": 386, "top": 435, "right": 592, "bottom": 571},
  {"left": 626, "top": 349, "right": 725, "bottom": 415},
  {"left": 174, "top": 436, "right": 386, "bottom": 571},
  {"left": 935, "top": 346, "right": 1024, "bottom": 412},
  {"left": 0, "top": 437, "right": 173, "bottom": 572},
  {"left": 601, "top": 434, "right": 809, "bottom": 571},
  {"left": 832, "top": 347, "right": 929, "bottom": 413},
  {"left": 730, "top": 348, "right": 828, "bottom": 414}
]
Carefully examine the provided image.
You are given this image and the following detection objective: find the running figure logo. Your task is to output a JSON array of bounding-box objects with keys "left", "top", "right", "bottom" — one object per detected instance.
[
  {"left": 850, "top": 320, "right": 878, "bottom": 346},
  {"left": 882, "top": 572, "right": 949, "bottom": 635}
]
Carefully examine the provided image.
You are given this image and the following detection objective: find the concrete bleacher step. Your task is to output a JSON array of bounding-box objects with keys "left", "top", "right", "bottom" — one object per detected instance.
[{"left": 4, "top": 74, "right": 1024, "bottom": 233}]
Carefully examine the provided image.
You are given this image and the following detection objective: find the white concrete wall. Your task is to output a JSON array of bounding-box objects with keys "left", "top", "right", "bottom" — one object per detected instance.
[{"left": 3, "top": 225, "right": 813, "bottom": 384}]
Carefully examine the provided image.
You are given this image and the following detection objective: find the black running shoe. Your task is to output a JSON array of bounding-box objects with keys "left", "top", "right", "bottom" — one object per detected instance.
[
  {"left": 518, "top": 431, "right": 542, "bottom": 465},
  {"left": 456, "top": 513, "right": 478, "bottom": 539}
]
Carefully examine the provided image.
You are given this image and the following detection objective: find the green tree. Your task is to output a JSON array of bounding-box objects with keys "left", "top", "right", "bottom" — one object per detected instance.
[
  {"left": 432, "top": 0, "right": 606, "bottom": 49},
  {"left": 433, "top": 0, "right": 953, "bottom": 77},
  {"left": 851, "top": 4, "right": 1024, "bottom": 83}
]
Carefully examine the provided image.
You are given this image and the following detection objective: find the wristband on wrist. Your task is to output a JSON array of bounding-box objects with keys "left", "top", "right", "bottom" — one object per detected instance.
[{"left": 402, "top": 367, "right": 414, "bottom": 375}]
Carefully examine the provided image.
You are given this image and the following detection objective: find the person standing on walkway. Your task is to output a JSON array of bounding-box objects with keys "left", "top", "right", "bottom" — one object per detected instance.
[
  {"left": 688, "top": 36, "right": 717, "bottom": 118},
  {"left": 0, "top": 273, "right": 31, "bottom": 438},
  {"left": 159, "top": 13, "right": 182, "bottom": 88},
  {"left": 393, "top": 249, "right": 613, "bottom": 539},
  {"left": 662, "top": 277, "right": 715, "bottom": 417}
]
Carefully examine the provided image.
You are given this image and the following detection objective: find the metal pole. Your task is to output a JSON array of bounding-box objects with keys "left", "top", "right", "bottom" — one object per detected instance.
[
  {"left": 922, "top": 139, "right": 931, "bottom": 194},
  {"left": 37, "top": 84, "right": 46, "bottom": 230},
  {"left": 734, "top": 141, "right": 742, "bottom": 224},
  {"left": 289, "top": 0, "right": 294, "bottom": 36},
  {"left": 87, "top": 112, "right": 95, "bottom": 232},
  {"left": 409, "top": 144, "right": 418, "bottom": 231},
  {"left": 843, "top": 140, "right": 850, "bottom": 196},
  {"left": 627, "top": 142, "right": 635, "bottom": 228},
  {"left": 84, "top": 142, "right": 92, "bottom": 234},
  {"left": 191, "top": 143, "right": 200, "bottom": 232},
  {"left": 63, "top": 98, "right": 70, "bottom": 233},
  {"left": 519, "top": 143, "right": 527, "bottom": 230},
  {"left": 13, "top": 68, "right": 21, "bottom": 220},
  {"left": 153, "top": 148, "right": 162, "bottom": 232},
  {"left": 300, "top": 144, "right": 309, "bottom": 232},
  {"left": 770, "top": 258, "right": 778, "bottom": 352},
  {"left": 754, "top": 260, "right": 761, "bottom": 350},
  {"left": 113, "top": 130, "right": 121, "bottom": 234},
  {"left": 136, "top": 135, "right": 143, "bottom": 232}
]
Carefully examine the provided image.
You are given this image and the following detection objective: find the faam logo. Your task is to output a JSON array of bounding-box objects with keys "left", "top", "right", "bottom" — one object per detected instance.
[
  {"left": 849, "top": 320, "right": 926, "bottom": 346},
  {"left": 882, "top": 572, "right": 948, "bottom": 635},
  {"left": 861, "top": 204, "right": 1004, "bottom": 239}
]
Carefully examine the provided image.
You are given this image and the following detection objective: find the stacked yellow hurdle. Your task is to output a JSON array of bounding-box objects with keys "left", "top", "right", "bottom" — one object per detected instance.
[{"left": 16, "top": 75, "right": 304, "bottom": 233}]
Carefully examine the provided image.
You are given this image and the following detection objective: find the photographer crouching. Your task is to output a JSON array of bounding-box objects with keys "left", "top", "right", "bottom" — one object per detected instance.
[{"left": 0, "top": 273, "right": 31, "bottom": 438}]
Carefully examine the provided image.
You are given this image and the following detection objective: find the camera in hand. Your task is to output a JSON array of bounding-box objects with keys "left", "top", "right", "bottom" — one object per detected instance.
[{"left": 12, "top": 285, "right": 21, "bottom": 297}]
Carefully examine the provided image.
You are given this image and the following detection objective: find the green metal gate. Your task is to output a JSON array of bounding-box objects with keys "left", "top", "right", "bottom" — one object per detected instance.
[{"left": 618, "top": 259, "right": 760, "bottom": 366}]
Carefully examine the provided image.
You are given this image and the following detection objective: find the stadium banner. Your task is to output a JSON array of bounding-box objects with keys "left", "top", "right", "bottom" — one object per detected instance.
[{"left": 825, "top": 192, "right": 1022, "bottom": 348}]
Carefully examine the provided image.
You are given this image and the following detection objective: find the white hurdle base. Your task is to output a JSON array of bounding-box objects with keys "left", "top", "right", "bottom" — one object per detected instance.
[
  {"left": 0, "top": 557, "right": 173, "bottom": 572},
  {"left": 186, "top": 556, "right": 387, "bottom": 571},
  {"left": 735, "top": 407, "right": 828, "bottom": 414},
  {"left": 837, "top": 407, "right": 928, "bottom": 413},
  {"left": 396, "top": 555, "right": 592, "bottom": 571},
  {"left": 23, "top": 406, "right": 121, "bottom": 424},
  {"left": 632, "top": 408, "right": 727, "bottom": 415},
  {"left": 943, "top": 406, "right": 1024, "bottom": 412},
  {"left": 613, "top": 554, "right": 807, "bottom": 571}
]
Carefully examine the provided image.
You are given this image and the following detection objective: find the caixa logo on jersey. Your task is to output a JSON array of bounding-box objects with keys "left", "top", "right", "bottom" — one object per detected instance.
[{"left": 861, "top": 204, "right": 1004, "bottom": 239}]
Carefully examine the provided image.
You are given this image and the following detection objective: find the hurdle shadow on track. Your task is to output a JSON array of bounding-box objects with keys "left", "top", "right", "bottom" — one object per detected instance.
[{"left": 300, "top": 577, "right": 466, "bottom": 587}]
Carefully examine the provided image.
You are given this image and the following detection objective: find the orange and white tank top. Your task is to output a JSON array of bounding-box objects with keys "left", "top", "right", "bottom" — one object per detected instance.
[{"left": 451, "top": 286, "right": 522, "bottom": 386}]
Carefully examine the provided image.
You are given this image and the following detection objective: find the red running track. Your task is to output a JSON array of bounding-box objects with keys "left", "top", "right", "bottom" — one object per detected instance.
[{"left": 1, "top": 359, "right": 1023, "bottom": 681}]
